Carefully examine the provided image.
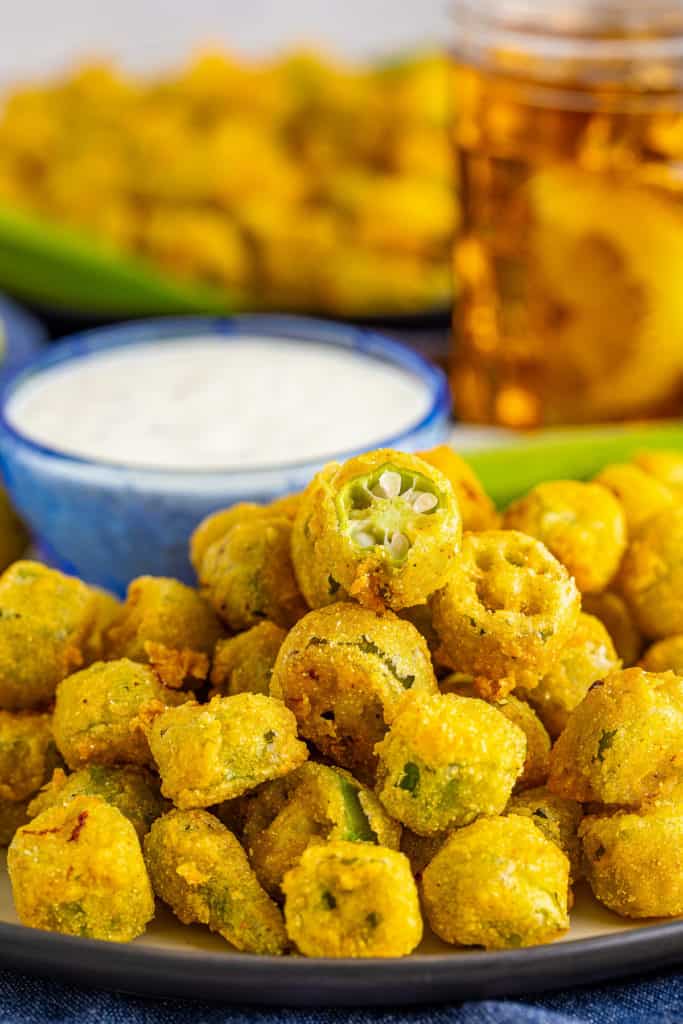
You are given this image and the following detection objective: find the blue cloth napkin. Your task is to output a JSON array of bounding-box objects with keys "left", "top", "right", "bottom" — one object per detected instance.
[{"left": 1, "top": 967, "right": 682, "bottom": 1024}]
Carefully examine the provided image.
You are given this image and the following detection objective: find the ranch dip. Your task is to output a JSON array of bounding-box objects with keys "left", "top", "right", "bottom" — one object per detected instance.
[{"left": 6, "top": 337, "right": 433, "bottom": 471}]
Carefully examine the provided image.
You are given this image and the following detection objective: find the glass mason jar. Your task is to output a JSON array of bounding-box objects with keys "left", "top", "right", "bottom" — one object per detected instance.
[{"left": 451, "top": 0, "right": 683, "bottom": 427}]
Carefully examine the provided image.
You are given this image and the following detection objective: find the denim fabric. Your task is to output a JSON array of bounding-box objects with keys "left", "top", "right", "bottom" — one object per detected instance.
[{"left": 0, "top": 968, "right": 681, "bottom": 1024}]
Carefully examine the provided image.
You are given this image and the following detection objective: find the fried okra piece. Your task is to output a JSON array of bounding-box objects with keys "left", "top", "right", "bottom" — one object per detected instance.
[
  {"left": 594, "top": 463, "right": 675, "bottom": 534},
  {"left": 282, "top": 840, "right": 422, "bottom": 958},
  {"left": 210, "top": 621, "right": 286, "bottom": 698},
  {"left": 399, "top": 602, "right": 456, "bottom": 674},
  {"left": 242, "top": 762, "right": 401, "bottom": 896},
  {"left": 199, "top": 515, "right": 307, "bottom": 631},
  {"left": 269, "top": 492, "right": 301, "bottom": 521},
  {"left": 441, "top": 675, "right": 551, "bottom": 790},
  {"left": 400, "top": 828, "right": 447, "bottom": 879},
  {"left": 106, "top": 576, "right": 224, "bottom": 689},
  {"left": 582, "top": 591, "right": 643, "bottom": 667},
  {"left": 144, "top": 809, "right": 287, "bottom": 954},
  {"left": 517, "top": 613, "right": 620, "bottom": 739},
  {"left": 633, "top": 449, "right": 683, "bottom": 496},
  {"left": 375, "top": 693, "right": 525, "bottom": 835},
  {"left": 28, "top": 765, "right": 167, "bottom": 840},
  {"left": 148, "top": 694, "right": 307, "bottom": 808},
  {"left": 421, "top": 815, "right": 570, "bottom": 949},
  {"left": 8, "top": 796, "right": 154, "bottom": 941},
  {"left": 432, "top": 531, "right": 580, "bottom": 699},
  {"left": 619, "top": 507, "right": 683, "bottom": 638},
  {"left": 0, "top": 561, "right": 99, "bottom": 710},
  {"left": 190, "top": 503, "right": 265, "bottom": 574},
  {"left": 0, "top": 800, "right": 30, "bottom": 847},
  {"left": 189, "top": 495, "right": 301, "bottom": 576},
  {"left": 0, "top": 489, "right": 28, "bottom": 572},
  {"left": 82, "top": 588, "right": 122, "bottom": 664},
  {"left": 641, "top": 635, "right": 683, "bottom": 675},
  {"left": 270, "top": 603, "right": 437, "bottom": 781},
  {"left": 418, "top": 445, "right": 499, "bottom": 531},
  {"left": 581, "top": 808, "right": 683, "bottom": 918},
  {"left": 503, "top": 481, "right": 626, "bottom": 594},
  {"left": 291, "top": 465, "right": 350, "bottom": 609},
  {"left": 548, "top": 668, "right": 683, "bottom": 805},
  {"left": 53, "top": 659, "right": 188, "bottom": 770},
  {"left": 0, "top": 710, "right": 61, "bottom": 847},
  {"left": 291, "top": 449, "right": 462, "bottom": 613},
  {"left": 490, "top": 694, "right": 550, "bottom": 791},
  {"left": 0, "top": 711, "right": 60, "bottom": 802},
  {"left": 506, "top": 787, "right": 583, "bottom": 883}
]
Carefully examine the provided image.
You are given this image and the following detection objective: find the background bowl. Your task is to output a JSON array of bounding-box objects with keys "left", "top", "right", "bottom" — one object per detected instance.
[{"left": 0, "top": 315, "right": 449, "bottom": 593}]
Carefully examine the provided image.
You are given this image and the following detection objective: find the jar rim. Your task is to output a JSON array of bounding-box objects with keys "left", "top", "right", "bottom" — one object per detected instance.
[{"left": 452, "top": 0, "right": 683, "bottom": 85}]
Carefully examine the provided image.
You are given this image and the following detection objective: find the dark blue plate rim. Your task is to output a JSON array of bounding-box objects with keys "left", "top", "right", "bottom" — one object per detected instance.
[{"left": 1, "top": 915, "right": 682, "bottom": 1006}]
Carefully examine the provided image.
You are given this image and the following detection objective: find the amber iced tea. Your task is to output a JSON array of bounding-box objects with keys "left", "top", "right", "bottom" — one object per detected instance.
[{"left": 451, "top": 3, "right": 683, "bottom": 427}]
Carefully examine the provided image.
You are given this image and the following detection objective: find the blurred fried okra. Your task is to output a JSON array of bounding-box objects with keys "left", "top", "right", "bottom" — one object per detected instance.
[
  {"left": 0, "top": 489, "right": 28, "bottom": 573},
  {"left": 441, "top": 674, "right": 551, "bottom": 790},
  {"left": 421, "top": 815, "right": 570, "bottom": 949},
  {"left": 199, "top": 515, "right": 307, "bottom": 632},
  {"left": 517, "top": 612, "right": 620, "bottom": 739},
  {"left": 633, "top": 449, "right": 683, "bottom": 496},
  {"left": 618, "top": 507, "right": 683, "bottom": 637},
  {"left": 594, "top": 462, "right": 675, "bottom": 534},
  {"left": 8, "top": 796, "right": 154, "bottom": 941},
  {"left": 290, "top": 449, "right": 461, "bottom": 613},
  {"left": 640, "top": 635, "right": 683, "bottom": 675},
  {"left": 282, "top": 840, "right": 422, "bottom": 957},
  {"left": 375, "top": 693, "right": 526, "bottom": 835},
  {"left": 431, "top": 531, "right": 580, "bottom": 699},
  {"left": 241, "top": 762, "right": 401, "bottom": 896},
  {"left": 581, "top": 808, "right": 683, "bottom": 918},
  {"left": 0, "top": 561, "right": 99, "bottom": 710},
  {"left": 270, "top": 602, "right": 437, "bottom": 781},
  {"left": 144, "top": 809, "right": 287, "bottom": 954},
  {"left": 582, "top": 590, "right": 643, "bottom": 667},
  {"left": 506, "top": 787, "right": 583, "bottom": 883},
  {"left": 148, "top": 693, "right": 307, "bottom": 808},
  {"left": 418, "top": 445, "right": 499, "bottom": 531},
  {"left": 106, "top": 576, "right": 223, "bottom": 689},
  {"left": 28, "top": 765, "right": 167, "bottom": 839},
  {"left": 503, "top": 481, "right": 626, "bottom": 594},
  {"left": 210, "top": 621, "right": 286, "bottom": 697},
  {"left": 53, "top": 658, "right": 188, "bottom": 770},
  {"left": 548, "top": 668, "right": 683, "bottom": 805}
]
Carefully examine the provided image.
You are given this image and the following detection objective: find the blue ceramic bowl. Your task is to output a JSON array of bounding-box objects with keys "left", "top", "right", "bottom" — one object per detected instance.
[{"left": 0, "top": 315, "right": 450, "bottom": 593}]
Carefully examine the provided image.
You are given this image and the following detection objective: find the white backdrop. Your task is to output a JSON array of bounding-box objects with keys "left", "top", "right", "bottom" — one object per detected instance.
[{"left": 1, "top": 1, "right": 451, "bottom": 78}]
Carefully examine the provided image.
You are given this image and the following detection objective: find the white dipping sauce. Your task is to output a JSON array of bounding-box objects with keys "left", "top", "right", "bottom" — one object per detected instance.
[{"left": 6, "top": 337, "right": 433, "bottom": 471}]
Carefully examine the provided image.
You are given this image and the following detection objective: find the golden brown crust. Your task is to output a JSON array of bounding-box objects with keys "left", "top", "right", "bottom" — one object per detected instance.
[
  {"left": 432, "top": 531, "right": 580, "bottom": 698},
  {"left": 503, "top": 481, "right": 626, "bottom": 594}
]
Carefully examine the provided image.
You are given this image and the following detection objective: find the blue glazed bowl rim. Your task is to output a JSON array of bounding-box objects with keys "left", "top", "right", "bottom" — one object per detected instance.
[{"left": 0, "top": 314, "right": 450, "bottom": 478}]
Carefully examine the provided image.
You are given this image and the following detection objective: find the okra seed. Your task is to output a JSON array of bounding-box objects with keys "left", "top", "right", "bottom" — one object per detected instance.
[
  {"left": 376, "top": 471, "right": 402, "bottom": 499},
  {"left": 413, "top": 492, "right": 438, "bottom": 514}
]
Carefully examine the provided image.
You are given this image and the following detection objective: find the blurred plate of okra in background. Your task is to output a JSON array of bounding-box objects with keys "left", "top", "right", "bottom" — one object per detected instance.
[{"left": 0, "top": 51, "right": 455, "bottom": 320}]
